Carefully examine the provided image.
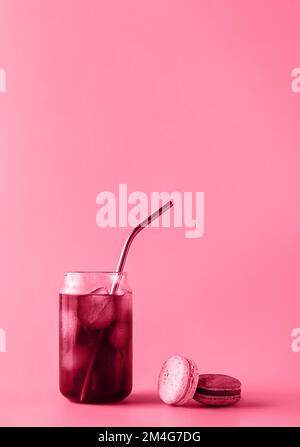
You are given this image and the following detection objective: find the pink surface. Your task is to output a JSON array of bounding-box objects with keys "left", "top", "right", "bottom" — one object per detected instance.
[
  {"left": 0, "top": 388, "right": 300, "bottom": 427},
  {"left": 0, "top": 0, "right": 300, "bottom": 426}
]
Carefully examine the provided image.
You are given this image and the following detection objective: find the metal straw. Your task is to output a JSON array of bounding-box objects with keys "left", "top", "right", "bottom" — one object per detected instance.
[{"left": 110, "top": 200, "right": 174, "bottom": 294}]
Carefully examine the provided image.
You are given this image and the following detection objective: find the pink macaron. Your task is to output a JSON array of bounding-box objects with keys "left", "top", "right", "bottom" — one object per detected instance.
[
  {"left": 158, "top": 355, "right": 199, "bottom": 405},
  {"left": 193, "top": 374, "right": 241, "bottom": 406}
]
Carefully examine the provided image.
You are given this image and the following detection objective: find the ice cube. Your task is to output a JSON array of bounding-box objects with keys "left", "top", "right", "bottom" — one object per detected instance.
[
  {"left": 61, "top": 345, "right": 90, "bottom": 371},
  {"left": 90, "top": 287, "right": 109, "bottom": 295},
  {"left": 78, "top": 294, "right": 116, "bottom": 330},
  {"left": 61, "top": 308, "right": 77, "bottom": 340},
  {"left": 109, "top": 323, "right": 128, "bottom": 349},
  {"left": 115, "top": 296, "right": 131, "bottom": 325},
  {"left": 115, "top": 289, "right": 126, "bottom": 296}
]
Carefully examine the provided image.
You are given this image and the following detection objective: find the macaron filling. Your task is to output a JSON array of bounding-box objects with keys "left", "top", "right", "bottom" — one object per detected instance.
[{"left": 196, "top": 388, "right": 241, "bottom": 397}]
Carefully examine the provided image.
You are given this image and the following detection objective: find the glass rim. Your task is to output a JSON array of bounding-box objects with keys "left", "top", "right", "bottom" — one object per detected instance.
[{"left": 64, "top": 271, "right": 127, "bottom": 275}]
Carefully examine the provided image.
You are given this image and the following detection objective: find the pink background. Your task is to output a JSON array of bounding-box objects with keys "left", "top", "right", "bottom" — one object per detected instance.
[{"left": 0, "top": 0, "right": 300, "bottom": 426}]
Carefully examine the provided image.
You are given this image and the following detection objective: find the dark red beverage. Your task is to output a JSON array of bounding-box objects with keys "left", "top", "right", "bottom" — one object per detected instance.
[{"left": 59, "top": 273, "right": 132, "bottom": 403}]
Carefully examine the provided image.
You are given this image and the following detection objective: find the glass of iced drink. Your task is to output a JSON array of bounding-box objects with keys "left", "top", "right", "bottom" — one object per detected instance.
[{"left": 59, "top": 272, "right": 132, "bottom": 403}]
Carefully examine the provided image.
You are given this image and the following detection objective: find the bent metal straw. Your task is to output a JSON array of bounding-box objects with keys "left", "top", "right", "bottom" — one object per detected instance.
[{"left": 80, "top": 200, "right": 174, "bottom": 402}]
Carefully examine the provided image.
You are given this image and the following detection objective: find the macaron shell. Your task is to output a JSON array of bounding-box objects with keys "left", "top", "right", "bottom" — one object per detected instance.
[
  {"left": 158, "top": 355, "right": 199, "bottom": 405},
  {"left": 194, "top": 374, "right": 241, "bottom": 407},
  {"left": 197, "top": 374, "right": 241, "bottom": 392},
  {"left": 194, "top": 393, "right": 241, "bottom": 407}
]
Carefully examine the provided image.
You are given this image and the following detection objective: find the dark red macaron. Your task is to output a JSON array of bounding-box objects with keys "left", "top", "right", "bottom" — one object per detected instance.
[{"left": 193, "top": 374, "right": 241, "bottom": 406}]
